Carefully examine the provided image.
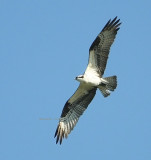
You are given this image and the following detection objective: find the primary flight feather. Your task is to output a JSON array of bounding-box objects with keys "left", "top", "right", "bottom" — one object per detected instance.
[{"left": 54, "top": 17, "right": 121, "bottom": 144}]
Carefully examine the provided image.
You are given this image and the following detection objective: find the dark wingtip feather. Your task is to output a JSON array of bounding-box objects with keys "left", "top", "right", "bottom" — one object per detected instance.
[
  {"left": 108, "top": 16, "right": 118, "bottom": 27},
  {"left": 54, "top": 126, "right": 58, "bottom": 138},
  {"left": 102, "top": 19, "right": 111, "bottom": 31},
  {"left": 113, "top": 16, "right": 118, "bottom": 22},
  {"left": 89, "top": 17, "right": 121, "bottom": 51},
  {"left": 54, "top": 125, "right": 61, "bottom": 144},
  {"left": 56, "top": 135, "right": 59, "bottom": 144},
  {"left": 60, "top": 138, "right": 62, "bottom": 145},
  {"left": 102, "top": 16, "right": 121, "bottom": 32},
  {"left": 54, "top": 124, "right": 64, "bottom": 144},
  {"left": 113, "top": 19, "right": 120, "bottom": 27}
]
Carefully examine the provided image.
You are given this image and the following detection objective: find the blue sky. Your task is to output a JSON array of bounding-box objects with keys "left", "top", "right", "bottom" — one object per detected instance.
[{"left": 0, "top": 0, "right": 151, "bottom": 159}]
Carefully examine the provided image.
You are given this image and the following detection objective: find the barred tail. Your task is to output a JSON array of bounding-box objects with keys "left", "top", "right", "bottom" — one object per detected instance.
[{"left": 98, "top": 76, "right": 117, "bottom": 97}]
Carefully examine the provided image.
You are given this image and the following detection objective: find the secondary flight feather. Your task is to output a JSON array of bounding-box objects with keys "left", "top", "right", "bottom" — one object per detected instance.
[{"left": 54, "top": 17, "right": 121, "bottom": 144}]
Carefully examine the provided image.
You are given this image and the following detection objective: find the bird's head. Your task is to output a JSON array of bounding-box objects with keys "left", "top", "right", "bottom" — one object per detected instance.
[{"left": 75, "top": 75, "right": 84, "bottom": 82}]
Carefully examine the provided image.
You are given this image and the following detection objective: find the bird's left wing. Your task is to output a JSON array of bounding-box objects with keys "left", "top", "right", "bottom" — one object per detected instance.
[
  {"left": 85, "top": 17, "right": 121, "bottom": 76},
  {"left": 54, "top": 84, "right": 97, "bottom": 144}
]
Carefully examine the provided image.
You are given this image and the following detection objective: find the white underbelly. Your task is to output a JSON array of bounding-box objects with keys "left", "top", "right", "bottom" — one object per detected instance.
[{"left": 84, "top": 75, "right": 101, "bottom": 86}]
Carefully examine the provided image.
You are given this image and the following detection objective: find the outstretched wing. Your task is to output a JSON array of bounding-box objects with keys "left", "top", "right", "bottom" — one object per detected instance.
[
  {"left": 54, "top": 84, "right": 97, "bottom": 144},
  {"left": 85, "top": 16, "right": 121, "bottom": 76}
]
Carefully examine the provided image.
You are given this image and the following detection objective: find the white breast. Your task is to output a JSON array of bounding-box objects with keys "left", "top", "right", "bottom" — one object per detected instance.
[{"left": 84, "top": 68, "right": 101, "bottom": 86}]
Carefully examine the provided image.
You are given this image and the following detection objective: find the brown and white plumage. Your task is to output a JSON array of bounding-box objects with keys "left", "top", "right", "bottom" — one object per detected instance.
[
  {"left": 55, "top": 84, "right": 96, "bottom": 144},
  {"left": 54, "top": 17, "right": 121, "bottom": 144},
  {"left": 85, "top": 16, "right": 121, "bottom": 76}
]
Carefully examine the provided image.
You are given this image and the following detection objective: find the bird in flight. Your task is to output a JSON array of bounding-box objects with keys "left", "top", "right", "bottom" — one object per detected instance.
[{"left": 54, "top": 17, "right": 121, "bottom": 144}]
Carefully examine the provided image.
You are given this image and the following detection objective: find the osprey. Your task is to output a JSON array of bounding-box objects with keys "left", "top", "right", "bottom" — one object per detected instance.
[{"left": 54, "top": 17, "right": 121, "bottom": 144}]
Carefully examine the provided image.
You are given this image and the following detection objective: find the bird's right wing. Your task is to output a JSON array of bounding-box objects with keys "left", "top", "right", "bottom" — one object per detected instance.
[{"left": 54, "top": 84, "right": 97, "bottom": 144}]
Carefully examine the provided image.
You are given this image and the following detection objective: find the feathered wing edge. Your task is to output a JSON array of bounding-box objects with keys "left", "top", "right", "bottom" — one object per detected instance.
[
  {"left": 101, "top": 16, "right": 121, "bottom": 33},
  {"left": 54, "top": 115, "right": 79, "bottom": 144},
  {"left": 89, "top": 16, "right": 121, "bottom": 52},
  {"left": 54, "top": 86, "right": 97, "bottom": 144}
]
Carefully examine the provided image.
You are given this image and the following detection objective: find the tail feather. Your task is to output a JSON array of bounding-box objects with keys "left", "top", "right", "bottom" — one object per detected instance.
[
  {"left": 104, "top": 76, "right": 117, "bottom": 91},
  {"left": 98, "top": 76, "right": 117, "bottom": 97}
]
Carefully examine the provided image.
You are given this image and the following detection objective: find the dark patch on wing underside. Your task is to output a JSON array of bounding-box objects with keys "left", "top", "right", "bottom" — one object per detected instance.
[
  {"left": 60, "top": 87, "right": 97, "bottom": 118},
  {"left": 61, "top": 101, "right": 71, "bottom": 117},
  {"left": 89, "top": 36, "right": 100, "bottom": 51}
]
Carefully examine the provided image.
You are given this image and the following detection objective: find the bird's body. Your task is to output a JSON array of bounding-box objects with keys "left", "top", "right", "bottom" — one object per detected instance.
[
  {"left": 54, "top": 17, "right": 121, "bottom": 144},
  {"left": 76, "top": 72, "right": 102, "bottom": 86}
]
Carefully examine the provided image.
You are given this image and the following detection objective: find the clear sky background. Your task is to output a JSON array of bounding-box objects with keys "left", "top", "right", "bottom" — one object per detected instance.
[{"left": 0, "top": 0, "right": 151, "bottom": 160}]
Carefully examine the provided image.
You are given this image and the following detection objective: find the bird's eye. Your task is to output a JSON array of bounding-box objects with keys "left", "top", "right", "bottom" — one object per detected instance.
[{"left": 79, "top": 75, "right": 84, "bottom": 78}]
